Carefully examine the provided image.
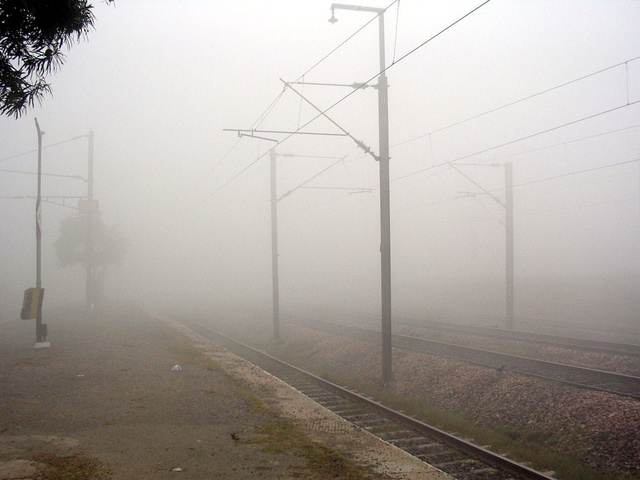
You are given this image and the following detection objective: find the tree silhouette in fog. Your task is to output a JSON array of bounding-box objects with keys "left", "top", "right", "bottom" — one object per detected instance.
[
  {"left": 54, "top": 214, "right": 127, "bottom": 305},
  {"left": 54, "top": 214, "right": 127, "bottom": 268},
  {"left": 0, "top": 0, "right": 111, "bottom": 117}
]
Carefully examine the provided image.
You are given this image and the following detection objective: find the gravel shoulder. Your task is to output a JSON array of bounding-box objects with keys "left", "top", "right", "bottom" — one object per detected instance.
[{"left": 0, "top": 304, "right": 447, "bottom": 480}]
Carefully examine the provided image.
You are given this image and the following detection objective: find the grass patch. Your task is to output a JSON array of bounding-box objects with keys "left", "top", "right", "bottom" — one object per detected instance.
[
  {"left": 241, "top": 421, "right": 382, "bottom": 479},
  {"left": 35, "top": 453, "right": 110, "bottom": 479},
  {"left": 239, "top": 386, "right": 277, "bottom": 415}
]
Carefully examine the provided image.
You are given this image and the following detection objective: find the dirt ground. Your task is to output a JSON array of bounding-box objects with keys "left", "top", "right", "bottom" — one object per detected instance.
[{"left": 0, "top": 304, "right": 446, "bottom": 480}]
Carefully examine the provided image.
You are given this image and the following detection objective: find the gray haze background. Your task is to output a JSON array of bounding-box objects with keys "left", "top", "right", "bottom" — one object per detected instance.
[{"left": 1, "top": 0, "right": 639, "bottom": 335}]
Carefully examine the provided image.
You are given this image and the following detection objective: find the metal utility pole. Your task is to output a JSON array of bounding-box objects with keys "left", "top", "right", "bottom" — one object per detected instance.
[
  {"left": 270, "top": 149, "right": 281, "bottom": 341},
  {"left": 268, "top": 148, "right": 357, "bottom": 342},
  {"left": 235, "top": 134, "right": 281, "bottom": 342},
  {"left": 34, "top": 118, "right": 47, "bottom": 345},
  {"left": 505, "top": 162, "right": 514, "bottom": 330},
  {"left": 330, "top": 3, "right": 392, "bottom": 385},
  {"left": 224, "top": 129, "right": 349, "bottom": 342}
]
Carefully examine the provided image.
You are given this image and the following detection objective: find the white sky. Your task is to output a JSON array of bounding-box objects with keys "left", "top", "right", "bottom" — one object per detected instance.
[{"left": 1, "top": 0, "right": 640, "bottom": 328}]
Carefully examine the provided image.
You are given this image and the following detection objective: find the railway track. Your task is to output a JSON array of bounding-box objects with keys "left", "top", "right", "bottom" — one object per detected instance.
[
  {"left": 180, "top": 318, "right": 556, "bottom": 480},
  {"left": 396, "top": 317, "right": 640, "bottom": 358},
  {"left": 304, "top": 307, "right": 640, "bottom": 357},
  {"left": 288, "top": 316, "right": 640, "bottom": 401}
]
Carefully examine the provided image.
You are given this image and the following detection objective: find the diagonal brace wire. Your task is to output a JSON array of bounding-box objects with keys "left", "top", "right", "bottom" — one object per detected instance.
[{"left": 281, "top": 79, "right": 379, "bottom": 161}]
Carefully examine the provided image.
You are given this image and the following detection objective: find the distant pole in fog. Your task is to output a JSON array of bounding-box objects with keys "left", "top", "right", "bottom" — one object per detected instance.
[
  {"left": 453, "top": 161, "right": 514, "bottom": 330},
  {"left": 223, "top": 129, "right": 347, "bottom": 342},
  {"left": 86, "top": 129, "right": 95, "bottom": 312},
  {"left": 505, "top": 162, "right": 514, "bottom": 330},
  {"left": 231, "top": 132, "right": 280, "bottom": 342},
  {"left": 270, "top": 149, "right": 281, "bottom": 341}
]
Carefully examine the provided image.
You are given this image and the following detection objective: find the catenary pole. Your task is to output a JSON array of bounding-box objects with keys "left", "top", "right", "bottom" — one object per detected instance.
[
  {"left": 505, "top": 162, "right": 514, "bottom": 330},
  {"left": 377, "top": 8, "right": 392, "bottom": 386},
  {"left": 270, "top": 149, "right": 281, "bottom": 341},
  {"left": 86, "top": 130, "right": 95, "bottom": 311},
  {"left": 34, "top": 118, "right": 45, "bottom": 343},
  {"left": 330, "top": 3, "right": 392, "bottom": 385},
  {"left": 451, "top": 162, "right": 515, "bottom": 329},
  {"left": 224, "top": 130, "right": 347, "bottom": 341}
]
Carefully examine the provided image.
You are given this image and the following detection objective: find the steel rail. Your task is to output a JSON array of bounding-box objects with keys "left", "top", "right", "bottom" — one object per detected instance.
[{"left": 392, "top": 316, "right": 640, "bottom": 357}]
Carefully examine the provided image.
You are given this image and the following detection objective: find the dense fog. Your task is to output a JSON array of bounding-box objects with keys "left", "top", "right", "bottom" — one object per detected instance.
[{"left": 1, "top": 1, "right": 639, "bottom": 337}]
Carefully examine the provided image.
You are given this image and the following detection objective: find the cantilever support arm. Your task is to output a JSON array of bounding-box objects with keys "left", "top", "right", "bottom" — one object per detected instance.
[
  {"left": 281, "top": 79, "right": 379, "bottom": 161},
  {"left": 449, "top": 162, "right": 505, "bottom": 207}
]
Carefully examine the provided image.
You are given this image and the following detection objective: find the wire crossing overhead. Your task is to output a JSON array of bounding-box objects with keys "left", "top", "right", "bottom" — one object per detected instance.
[{"left": 224, "top": 128, "right": 348, "bottom": 139}]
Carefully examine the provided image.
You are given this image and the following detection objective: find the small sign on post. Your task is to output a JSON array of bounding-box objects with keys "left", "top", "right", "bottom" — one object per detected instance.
[{"left": 21, "top": 288, "right": 44, "bottom": 320}]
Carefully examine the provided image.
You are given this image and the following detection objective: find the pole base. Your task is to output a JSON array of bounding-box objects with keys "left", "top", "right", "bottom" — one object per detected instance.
[{"left": 33, "top": 342, "right": 50, "bottom": 349}]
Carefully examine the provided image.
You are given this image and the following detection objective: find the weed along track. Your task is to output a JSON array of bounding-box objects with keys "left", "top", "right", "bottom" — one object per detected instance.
[{"left": 180, "top": 319, "right": 555, "bottom": 480}]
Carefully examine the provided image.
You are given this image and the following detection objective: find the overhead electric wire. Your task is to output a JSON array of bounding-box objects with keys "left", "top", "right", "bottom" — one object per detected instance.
[
  {"left": 515, "top": 158, "right": 640, "bottom": 189},
  {"left": 471, "top": 124, "right": 640, "bottom": 166},
  {"left": 214, "top": 89, "right": 286, "bottom": 175},
  {"left": 0, "top": 168, "right": 85, "bottom": 181},
  {"left": 274, "top": 0, "right": 494, "bottom": 195},
  {"left": 390, "top": 98, "right": 640, "bottom": 187},
  {"left": 0, "top": 134, "right": 88, "bottom": 164},
  {"left": 221, "top": 29, "right": 635, "bottom": 206},
  {"left": 392, "top": 0, "right": 401, "bottom": 64},
  {"left": 209, "top": 0, "right": 637, "bottom": 215},
  {"left": 295, "top": 0, "right": 398, "bottom": 82},
  {"left": 453, "top": 100, "right": 640, "bottom": 165},
  {"left": 449, "top": 163, "right": 503, "bottom": 206},
  {"left": 526, "top": 195, "right": 639, "bottom": 217},
  {"left": 229, "top": 0, "right": 488, "bottom": 167},
  {"left": 400, "top": 193, "right": 639, "bottom": 230},
  {"left": 249, "top": 87, "right": 288, "bottom": 130},
  {"left": 190, "top": 146, "right": 274, "bottom": 212},
  {"left": 392, "top": 55, "right": 640, "bottom": 151},
  {"left": 393, "top": 123, "right": 640, "bottom": 190},
  {"left": 279, "top": 156, "right": 348, "bottom": 201},
  {"left": 235, "top": 0, "right": 395, "bottom": 133},
  {"left": 396, "top": 158, "right": 640, "bottom": 214},
  {"left": 386, "top": 0, "right": 492, "bottom": 71},
  {"left": 175, "top": 86, "right": 291, "bottom": 214}
]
